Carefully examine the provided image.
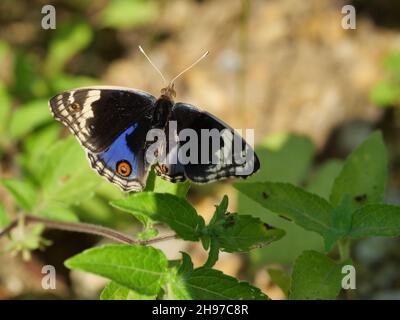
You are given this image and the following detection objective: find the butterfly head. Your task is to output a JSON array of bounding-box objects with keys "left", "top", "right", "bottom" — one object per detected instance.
[
  {"left": 139, "top": 45, "right": 208, "bottom": 101},
  {"left": 160, "top": 84, "right": 176, "bottom": 101}
]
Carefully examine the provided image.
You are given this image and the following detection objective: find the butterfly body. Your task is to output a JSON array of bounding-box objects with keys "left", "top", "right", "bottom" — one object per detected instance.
[{"left": 49, "top": 85, "right": 259, "bottom": 192}]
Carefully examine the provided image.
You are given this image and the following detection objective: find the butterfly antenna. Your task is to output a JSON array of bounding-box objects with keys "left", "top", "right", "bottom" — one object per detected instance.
[
  {"left": 138, "top": 45, "right": 167, "bottom": 86},
  {"left": 169, "top": 50, "right": 209, "bottom": 87}
]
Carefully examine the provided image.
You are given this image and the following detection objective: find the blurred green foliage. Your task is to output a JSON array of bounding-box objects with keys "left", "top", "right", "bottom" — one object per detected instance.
[
  {"left": 236, "top": 131, "right": 400, "bottom": 299},
  {"left": 0, "top": 1, "right": 163, "bottom": 259},
  {"left": 371, "top": 51, "right": 400, "bottom": 107},
  {"left": 237, "top": 133, "right": 343, "bottom": 264},
  {"left": 100, "top": 0, "right": 158, "bottom": 30},
  {"left": 0, "top": 0, "right": 163, "bottom": 218}
]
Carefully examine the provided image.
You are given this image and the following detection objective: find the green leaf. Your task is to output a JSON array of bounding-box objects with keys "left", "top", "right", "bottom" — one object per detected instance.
[
  {"left": 208, "top": 195, "right": 229, "bottom": 226},
  {"left": 0, "top": 41, "right": 10, "bottom": 64},
  {"left": 247, "top": 133, "right": 314, "bottom": 183},
  {"left": 330, "top": 131, "right": 387, "bottom": 212},
  {"left": 370, "top": 81, "right": 400, "bottom": 107},
  {"left": 164, "top": 265, "right": 192, "bottom": 300},
  {"left": 267, "top": 268, "right": 290, "bottom": 297},
  {"left": 166, "top": 253, "right": 267, "bottom": 300},
  {"left": 206, "top": 195, "right": 284, "bottom": 253},
  {"left": 111, "top": 192, "right": 205, "bottom": 240},
  {"left": 178, "top": 252, "right": 194, "bottom": 275},
  {"left": 349, "top": 204, "right": 400, "bottom": 238},
  {"left": 237, "top": 134, "right": 322, "bottom": 264},
  {"left": 1, "top": 179, "right": 37, "bottom": 211},
  {"left": 36, "top": 205, "right": 79, "bottom": 222},
  {"left": 100, "top": 0, "right": 158, "bottom": 30},
  {"left": 5, "top": 224, "right": 51, "bottom": 260},
  {"left": 153, "top": 179, "right": 191, "bottom": 198},
  {"left": 235, "top": 182, "right": 334, "bottom": 236},
  {"left": 100, "top": 281, "right": 156, "bottom": 300},
  {"left": 203, "top": 238, "right": 219, "bottom": 268},
  {"left": 20, "top": 224, "right": 49, "bottom": 250},
  {"left": 180, "top": 268, "right": 268, "bottom": 300},
  {"left": 384, "top": 51, "right": 400, "bottom": 74},
  {"left": 39, "top": 137, "right": 100, "bottom": 206},
  {"left": 307, "top": 160, "right": 343, "bottom": 199},
  {"left": 0, "top": 84, "right": 11, "bottom": 134},
  {"left": 201, "top": 195, "right": 227, "bottom": 251},
  {"left": 20, "top": 125, "right": 60, "bottom": 175},
  {"left": 200, "top": 234, "right": 211, "bottom": 251},
  {"left": 145, "top": 170, "right": 191, "bottom": 198},
  {"left": 65, "top": 244, "right": 168, "bottom": 296},
  {"left": 9, "top": 100, "right": 52, "bottom": 139},
  {"left": 51, "top": 74, "right": 99, "bottom": 93},
  {"left": 75, "top": 195, "right": 119, "bottom": 226},
  {"left": 290, "top": 250, "right": 342, "bottom": 300},
  {"left": 110, "top": 195, "right": 154, "bottom": 228},
  {"left": 324, "top": 195, "right": 353, "bottom": 251},
  {"left": 12, "top": 52, "right": 38, "bottom": 100},
  {"left": 0, "top": 203, "right": 9, "bottom": 228},
  {"left": 216, "top": 214, "right": 285, "bottom": 252},
  {"left": 45, "top": 22, "right": 92, "bottom": 76}
]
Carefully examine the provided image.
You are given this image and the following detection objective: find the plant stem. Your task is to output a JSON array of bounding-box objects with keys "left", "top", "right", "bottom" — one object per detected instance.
[
  {"left": 338, "top": 239, "right": 351, "bottom": 263},
  {"left": 0, "top": 214, "right": 176, "bottom": 245}
]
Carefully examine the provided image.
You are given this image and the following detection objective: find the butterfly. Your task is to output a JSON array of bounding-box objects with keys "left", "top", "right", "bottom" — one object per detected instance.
[{"left": 49, "top": 48, "right": 260, "bottom": 192}]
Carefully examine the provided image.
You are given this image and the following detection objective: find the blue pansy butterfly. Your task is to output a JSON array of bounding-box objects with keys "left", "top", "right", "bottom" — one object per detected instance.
[{"left": 49, "top": 47, "right": 259, "bottom": 192}]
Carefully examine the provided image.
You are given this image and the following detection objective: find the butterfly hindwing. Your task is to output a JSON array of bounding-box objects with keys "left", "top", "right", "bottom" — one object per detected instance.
[
  {"left": 169, "top": 102, "right": 260, "bottom": 183},
  {"left": 154, "top": 140, "right": 186, "bottom": 183},
  {"left": 87, "top": 117, "right": 153, "bottom": 192},
  {"left": 49, "top": 86, "right": 156, "bottom": 153}
]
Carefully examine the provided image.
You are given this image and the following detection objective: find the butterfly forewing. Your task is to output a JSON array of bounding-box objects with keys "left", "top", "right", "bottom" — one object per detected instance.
[
  {"left": 49, "top": 86, "right": 157, "bottom": 192},
  {"left": 49, "top": 86, "right": 156, "bottom": 153}
]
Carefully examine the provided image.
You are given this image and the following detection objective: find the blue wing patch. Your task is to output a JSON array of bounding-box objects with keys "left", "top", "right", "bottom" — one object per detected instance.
[
  {"left": 98, "top": 124, "right": 138, "bottom": 178},
  {"left": 87, "top": 123, "right": 150, "bottom": 192}
]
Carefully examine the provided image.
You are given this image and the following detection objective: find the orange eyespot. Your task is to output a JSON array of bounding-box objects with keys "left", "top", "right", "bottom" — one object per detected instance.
[
  {"left": 116, "top": 160, "right": 132, "bottom": 177},
  {"left": 161, "top": 164, "right": 168, "bottom": 174}
]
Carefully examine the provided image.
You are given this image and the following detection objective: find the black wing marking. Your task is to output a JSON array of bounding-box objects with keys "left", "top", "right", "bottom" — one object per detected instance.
[
  {"left": 171, "top": 102, "right": 260, "bottom": 183},
  {"left": 49, "top": 86, "right": 156, "bottom": 153}
]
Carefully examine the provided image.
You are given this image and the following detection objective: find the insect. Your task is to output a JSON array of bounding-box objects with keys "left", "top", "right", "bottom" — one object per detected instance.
[{"left": 49, "top": 47, "right": 260, "bottom": 192}]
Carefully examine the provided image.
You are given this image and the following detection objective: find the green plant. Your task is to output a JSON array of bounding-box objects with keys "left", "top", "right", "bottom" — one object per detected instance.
[
  {"left": 237, "top": 133, "right": 343, "bottom": 265},
  {"left": 236, "top": 131, "right": 400, "bottom": 299},
  {"left": 1, "top": 130, "right": 397, "bottom": 300},
  {"left": 1, "top": 124, "right": 285, "bottom": 299},
  {"left": 66, "top": 192, "right": 285, "bottom": 300},
  {"left": 1, "top": 154, "right": 285, "bottom": 299}
]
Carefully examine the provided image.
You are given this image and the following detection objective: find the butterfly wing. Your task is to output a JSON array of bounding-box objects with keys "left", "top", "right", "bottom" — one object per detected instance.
[
  {"left": 154, "top": 139, "right": 186, "bottom": 183},
  {"left": 49, "top": 86, "right": 156, "bottom": 192},
  {"left": 87, "top": 117, "right": 153, "bottom": 192},
  {"left": 49, "top": 86, "right": 156, "bottom": 153},
  {"left": 170, "top": 102, "right": 260, "bottom": 183}
]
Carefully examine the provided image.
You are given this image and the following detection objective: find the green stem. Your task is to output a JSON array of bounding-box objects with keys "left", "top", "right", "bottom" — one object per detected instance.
[{"left": 338, "top": 239, "right": 351, "bottom": 263}]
